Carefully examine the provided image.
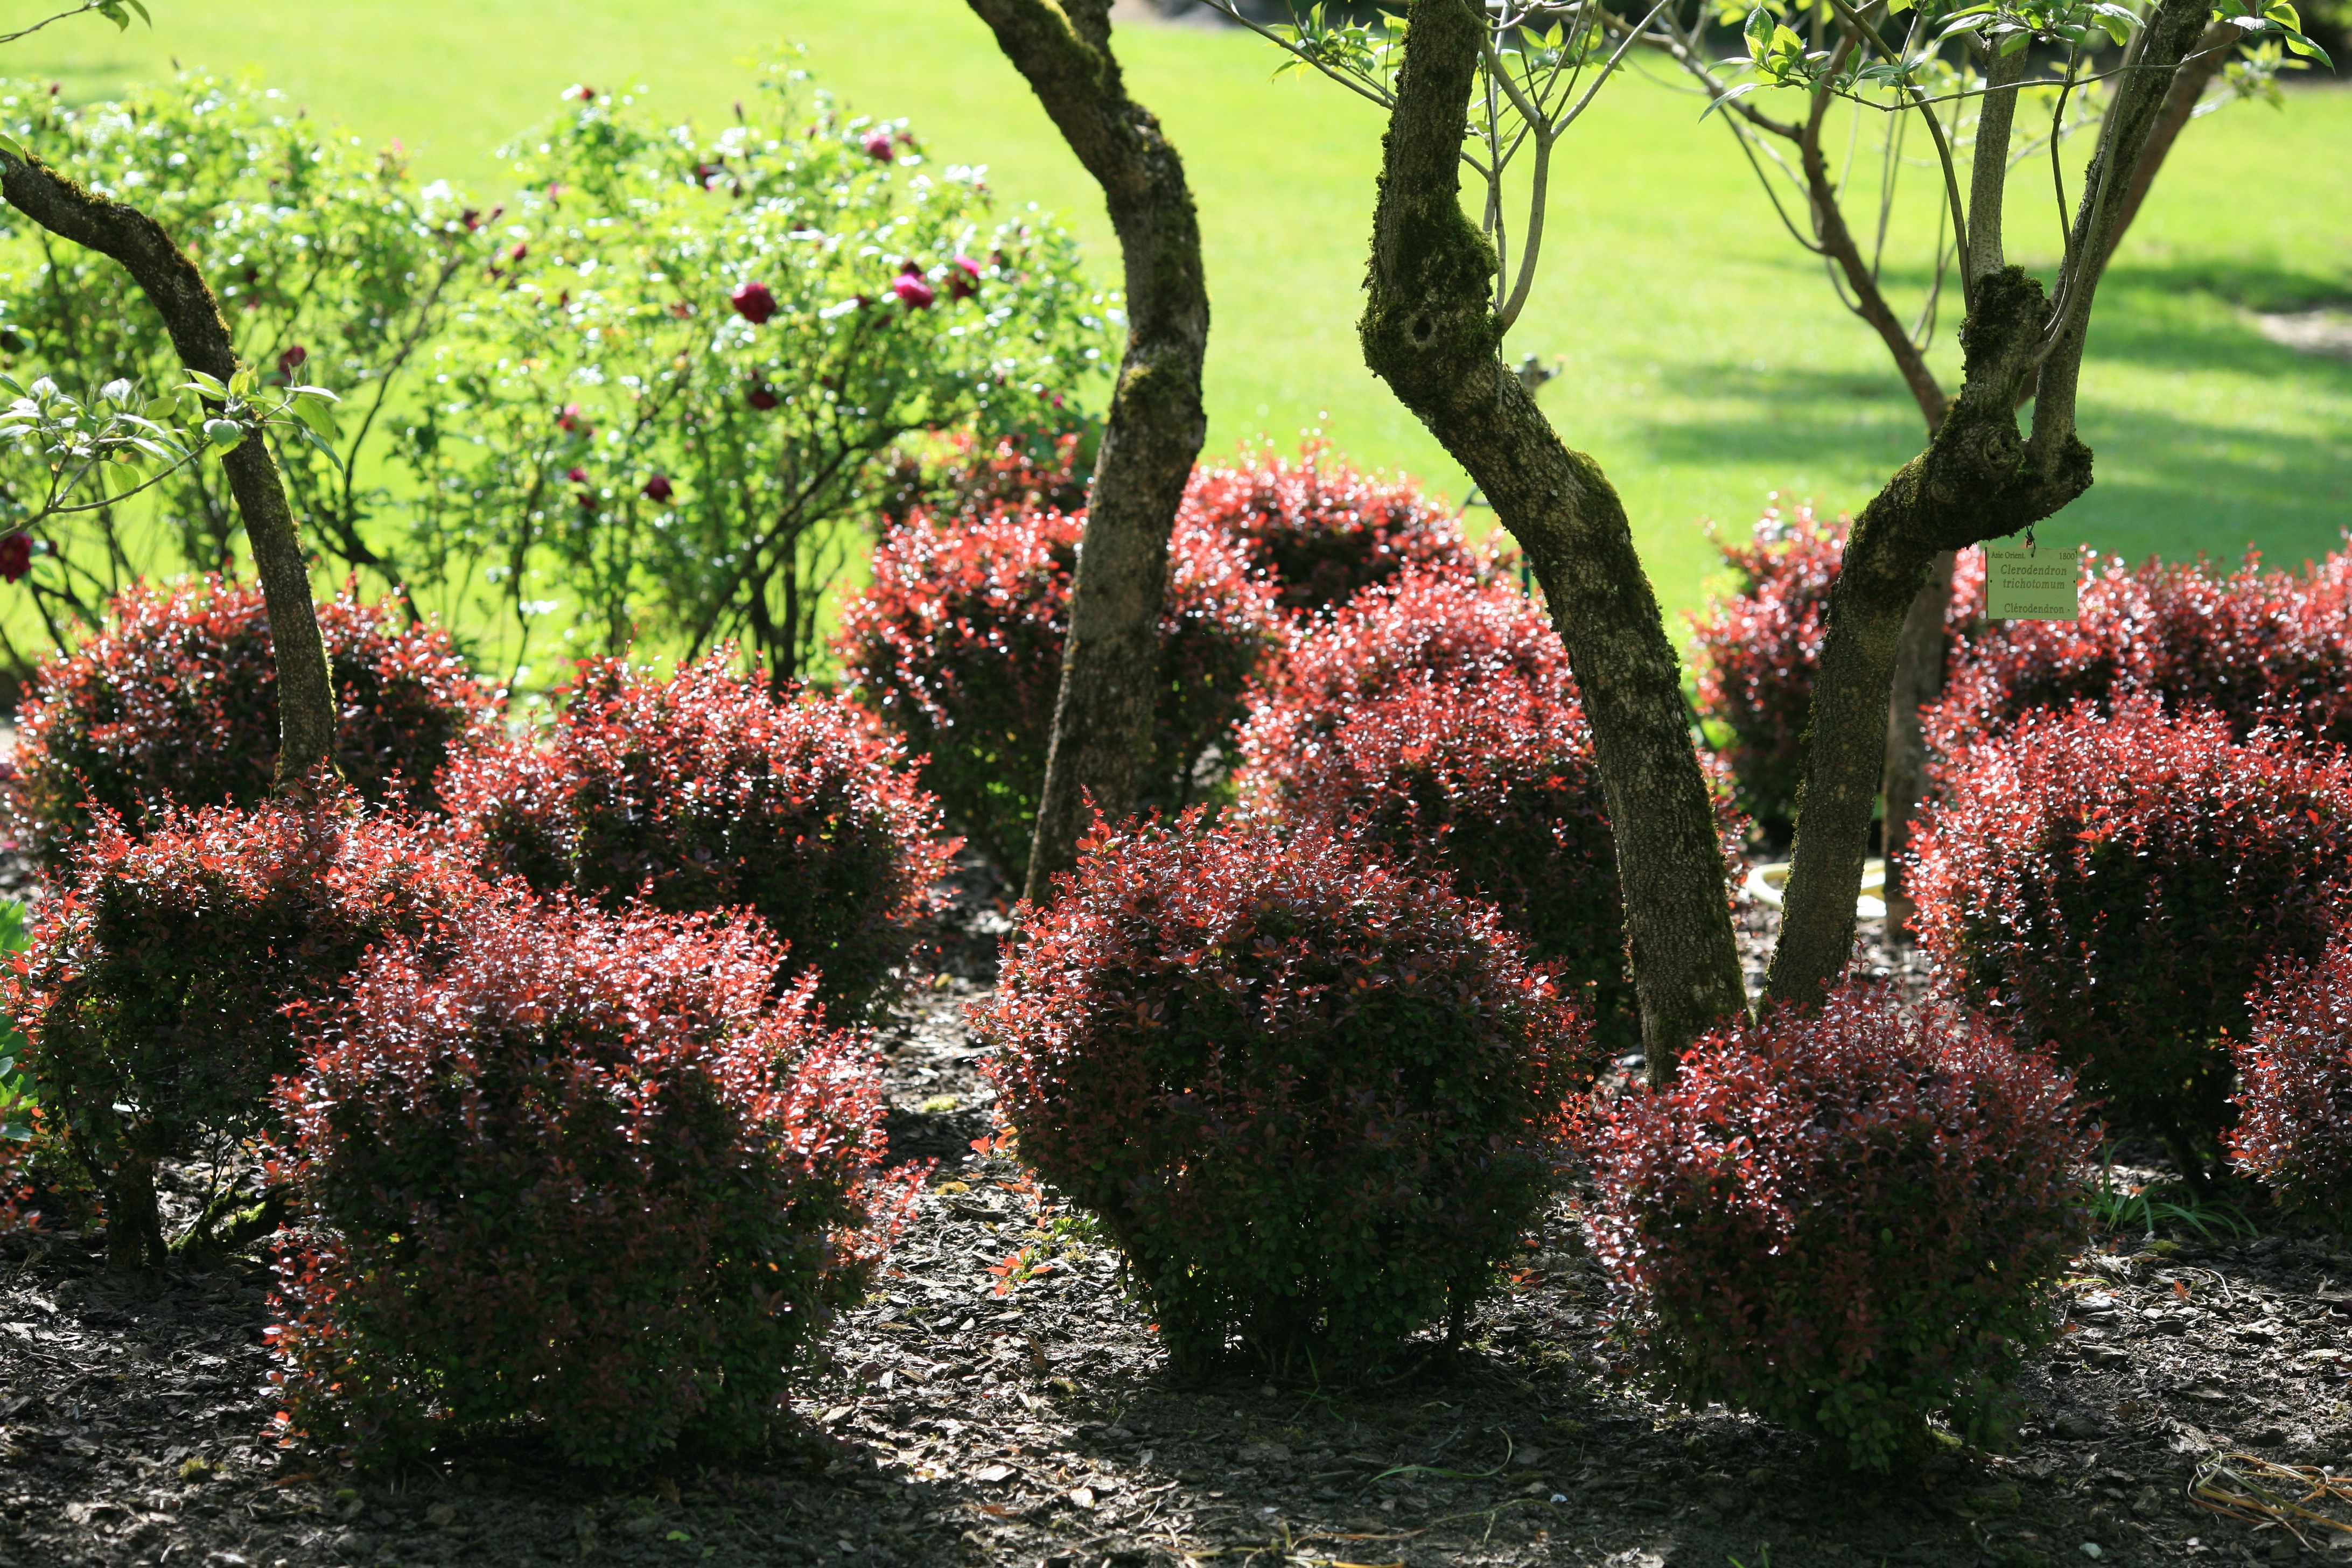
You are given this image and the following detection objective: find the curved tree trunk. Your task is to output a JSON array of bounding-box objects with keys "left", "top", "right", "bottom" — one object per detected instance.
[
  {"left": 1, "top": 150, "right": 337, "bottom": 789},
  {"left": 1364, "top": 0, "right": 1747, "bottom": 1077},
  {"left": 965, "top": 0, "right": 1211, "bottom": 902}
]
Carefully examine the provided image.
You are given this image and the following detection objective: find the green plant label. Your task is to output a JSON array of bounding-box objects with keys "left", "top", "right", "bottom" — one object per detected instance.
[{"left": 1984, "top": 541, "right": 2080, "bottom": 620}]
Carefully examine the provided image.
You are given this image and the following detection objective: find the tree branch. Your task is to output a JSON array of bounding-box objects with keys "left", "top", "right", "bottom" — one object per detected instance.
[
  {"left": 1800, "top": 45, "right": 1950, "bottom": 429},
  {"left": 0, "top": 148, "right": 338, "bottom": 788},
  {"left": 2030, "top": 0, "right": 2211, "bottom": 462}
]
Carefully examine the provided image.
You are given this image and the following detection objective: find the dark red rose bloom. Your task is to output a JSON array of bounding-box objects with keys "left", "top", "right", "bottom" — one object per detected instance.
[{"left": 731, "top": 281, "right": 778, "bottom": 325}]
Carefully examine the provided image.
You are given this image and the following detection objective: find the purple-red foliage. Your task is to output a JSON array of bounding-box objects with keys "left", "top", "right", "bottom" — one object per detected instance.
[
  {"left": 1245, "top": 566, "right": 1570, "bottom": 728},
  {"left": 837, "top": 506, "right": 1277, "bottom": 881},
  {"left": 8, "top": 579, "right": 499, "bottom": 871},
  {"left": 973, "top": 814, "right": 1593, "bottom": 1374},
  {"left": 1581, "top": 982, "right": 2091, "bottom": 1471},
  {"left": 1927, "top": 546, "right": 2352, "bottom": 777},
  {"left": 270, "top": 901, "right": 918, "bottom": 1464},
  {"left": 437, "top": 652, "right": 955, "bottom": 1018},
  {"left": 877, "top": 425, "right": 1093, "bottom": 528},
  {"left": 2230, "top": 943, "right": 2352, "bottom": 1233},
  {"left": 1686, "top": 501, "right": 1981, "bottom": 842},
  {"left": 1910, "top": 702, "right": 2352, "bottom": 1161},
  {"left": 13, "top": 791, "right": 489, "bottom": 1257},
  {"left": 1179, "top": 442, "right": 1484, "bottom": 617},
  {"left": 1236, "top": 571, "right": 1636, "bottom": 1048}
]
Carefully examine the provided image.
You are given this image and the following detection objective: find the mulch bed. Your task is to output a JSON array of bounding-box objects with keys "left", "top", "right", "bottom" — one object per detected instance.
[{"left": 0, "top": 865, "right": 2347, "bottom": 1568}]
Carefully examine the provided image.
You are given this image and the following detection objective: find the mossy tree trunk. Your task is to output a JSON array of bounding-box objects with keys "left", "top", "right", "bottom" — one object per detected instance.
[
  {"left": 1765, "top": 0, "right": 2216, "bottom": 1006},
  {"left": 1, "top": 150, "right": 337, "bottom": 792},
  {"left": 1873, "top": 26, "right": 2229, "bottom": 943},
  {"left": 1361, "top": 0, "right": 1748, "bottom": 1076},
  {"left": 964, "top": 0, "right": 1210, "bottom": 902},
  {"left": 1362, "top": 0, "right": 2215, "bottom": 1069}
]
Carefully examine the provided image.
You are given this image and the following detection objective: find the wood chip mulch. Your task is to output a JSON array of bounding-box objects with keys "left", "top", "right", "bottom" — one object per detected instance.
[{"left": 0, "top": 869, "right": 2345, "bottom": 1568}]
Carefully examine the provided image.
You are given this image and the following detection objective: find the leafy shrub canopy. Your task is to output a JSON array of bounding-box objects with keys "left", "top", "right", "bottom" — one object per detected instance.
[
  {"left": 271, "top": 900, "right": 916, "bottom": 1464},
  {"left": 0, "top": 73, "right": 475, "bottom": 608},
  {"left": 15, "top": 790, "right": 490, "bottom": 1263},
  {"left": 974, "top": 814, "right": 1593, "bottom": 1375},
  {"left": 1179, "top": 441, "right": 1480, "bottom": 618},
  {"left": 1237, "top": 570, "right": 1641, "bottom": 1050},
  {"left": 405, "top": 71, "right": 1110, "bottom": 674},
  {"left": 439, "top": 651, "right": 956, "bottom": 1018},
  {"left": 9, "top": 578, "right": 498, "bottom": 871},
  {"left": 1912, "top": 701, "right": 2352, "bottom": 1170},
  {"left": 2230, "top": 943, "right": 2352, "bottom": 1233},
  {"left": 1928, "top": 545, "right": 2352, "bottom": 776},
  {"left": 838, "top": 506, "right": 1276, "bottom": 883},
  {"left": 1583, "top": 983, "right": 2091, "bottom": 1472},
  {"left": 1686, "top": 501, "right": 1979, "bottom": 843}
]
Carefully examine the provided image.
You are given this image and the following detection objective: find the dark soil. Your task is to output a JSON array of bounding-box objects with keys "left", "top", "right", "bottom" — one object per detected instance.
[{"left": 0, "top": 867, "right": 2347, "bottom": 1568}]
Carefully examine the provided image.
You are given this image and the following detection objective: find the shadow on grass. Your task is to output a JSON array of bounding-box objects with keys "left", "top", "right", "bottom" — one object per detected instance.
[
  {"left": 1634, "top": 272, "right": 2352, "bottom": 562},
  {"left": 1635, "top": 361, "right": 1937, "bottom": 480},
  {"left": 2102, "top": 257, "right": 2352, "bottom": 316}
]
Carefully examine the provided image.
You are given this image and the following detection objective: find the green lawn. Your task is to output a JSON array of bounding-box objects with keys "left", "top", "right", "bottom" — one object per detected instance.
[{"left": 8, "top": 0, "right": 2349, "bottom": 634}]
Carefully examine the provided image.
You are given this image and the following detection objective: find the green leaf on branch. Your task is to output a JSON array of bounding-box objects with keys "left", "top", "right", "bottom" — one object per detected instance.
[
  {"left": 1700, "top": 82, "right": 1766, "bottom": 120},
  {"left": 289, "top": 389, "right": 342, "bottom": 442}
]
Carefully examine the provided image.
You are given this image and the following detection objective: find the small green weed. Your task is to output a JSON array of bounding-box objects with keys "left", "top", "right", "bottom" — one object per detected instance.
[
  {"left": 0, "top": 900, "right": 35, "bottom": 1142},
  {"left": 2087, "top": 1151, "right": 2255, "bottom": 1242}
]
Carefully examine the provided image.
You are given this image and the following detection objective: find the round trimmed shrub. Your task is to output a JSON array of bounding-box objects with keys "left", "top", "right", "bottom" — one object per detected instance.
[
  {"left": 1687, "top": 501, "right": 1982, "bottom": 844},
  {"left": 836, "top": 505, "right": 1277, "bottom": 881},
  {"left": 972, "top": 814, "right": 1594, "bottom": 1375},
  {"left": 1926, "top": 545, "right": 2352, "bottom": 779},
  {"left": 1179, "top": 442, "right": 1482, "bottom": 617},
  {"left": 2229, "top": 944, "right": 2352, "bottom": 1233},
  {"left": 437, "top": 652, "right": 956, "bottom": 1019},
  {"left": 878, "top": 423, "right": 1094, "bottom": 529},
  {"left": 270, "top": 900, "right": 918, "bottom": 1464},
  {"left": 1910, "top": 701, "right": 2352, "bottom": 1174},
  {"left": 1581, "top": 982, "right": 2091, "bottom": 1472},
  {"left": 1236, "top": 571, "right": 1633, "bottom": 1048},
  {"left": 1248, "top": 564, "right": 1570, "bottom": 720},
  {"left": 8, "top": 578, "right": 499, "bottom": 871},
  {"left": 15, "top": 790, "right": 490, "bottom": 1266}
]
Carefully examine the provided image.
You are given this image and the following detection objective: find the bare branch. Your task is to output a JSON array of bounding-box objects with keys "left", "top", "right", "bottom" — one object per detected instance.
[{"left": 1968, "top": 45, "right": 2027, "bottom": 277}]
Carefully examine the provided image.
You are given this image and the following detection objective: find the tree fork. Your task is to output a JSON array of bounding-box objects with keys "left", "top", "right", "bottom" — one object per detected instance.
[
  {"left": 965, "top": 0, "right": 1210, "bottom": 901},
  {"left": 1364, "top": 0, "right": 1747, "bottom": 1076},
  {"left": 1, "top": 149, "right": 337, "bottom": 788},
  {"left": 1775, "top": 0, "right": 2212, "bottom": 997}
]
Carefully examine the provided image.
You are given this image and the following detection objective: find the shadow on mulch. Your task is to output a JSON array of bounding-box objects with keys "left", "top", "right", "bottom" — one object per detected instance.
[{"left": 0, "top": 870, "right": 2346, "bottom": 1567}]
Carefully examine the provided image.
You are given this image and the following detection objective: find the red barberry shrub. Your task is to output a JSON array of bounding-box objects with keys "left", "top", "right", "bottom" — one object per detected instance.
[
  {"left": 837, "top": 506, "right": 1278, "bottom": 881},
  {"left": 1910, "top": 701, "right": 2352, "bottom": 1176},
  {"left": 437, "top": 652, "right": 955, "bottom": 1019},
  {"left": 972, "top": 815, "right": 1593, "bottom": 1375},
  {"left": 8, "top": 579, "right": 500, "bottom": 871},
  {"left": 878, "top": 423, "right": 1093, "bottom": 527},
  {"left": 270, "top": 901, "right": 918, "bottom": 1464},
  {"left": 1687, "top": 501, "right": 1980, "bottom": 844},
  {"left": 1236, "top": 570, "right": 1638, "bottom": 1048},
  {"left": 1927, "top": 547, "right": 2352, "bottom": 778},
  {"left": 1582, "top": 982, "right": 2091, "bottom": 1471},
  {"left": 1244, "top": 565, "right": 1570, "bottom": 729},
  {"left": 2229, "top": 944, "right": 2352, "bottom": 1232},
  {"left": 13, "top": 790, "right": 490, "bottom": 1265},
  {"left": 1179, "top": 441, "right": 1483, "bottom": 617}
]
